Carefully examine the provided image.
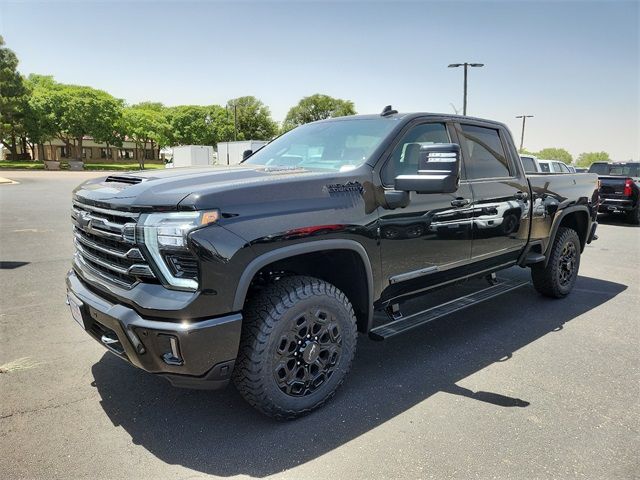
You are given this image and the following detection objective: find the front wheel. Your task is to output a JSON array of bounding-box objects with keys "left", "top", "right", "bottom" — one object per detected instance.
[
  {"left": 233, "top": 275, "right": 357, "bottom": 419},
  {"left": 531, "top": 227, "right": 581, "bottom": 298}
]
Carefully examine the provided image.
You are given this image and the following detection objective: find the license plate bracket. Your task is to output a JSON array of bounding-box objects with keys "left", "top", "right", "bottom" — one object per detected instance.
[{"left": 67, "top": 293, "right": 85, "bottom": 330}]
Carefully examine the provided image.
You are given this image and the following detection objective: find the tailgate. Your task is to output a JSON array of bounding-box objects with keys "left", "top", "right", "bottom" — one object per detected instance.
[{"left": 598, "top": 176, "right": 628, "bottom": 198}]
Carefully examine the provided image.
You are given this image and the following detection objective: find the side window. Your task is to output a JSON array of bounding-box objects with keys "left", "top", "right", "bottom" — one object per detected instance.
[
  {"left": 381, "top": 122, "right": 450, "bottom": 185},
  {"left": 459, "top": 124, "right": 511, "bottom": 179},
  {"left": 540, "top": 162, "right": 551, "bottom": 173},
  {"left": 559, "top": 163, "right": 570, "bottom": 173}
]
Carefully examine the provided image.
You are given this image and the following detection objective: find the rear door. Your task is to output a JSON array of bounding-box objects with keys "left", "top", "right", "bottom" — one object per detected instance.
[{"left": 455, "top": 122, "right": 530, "bottom": 263}]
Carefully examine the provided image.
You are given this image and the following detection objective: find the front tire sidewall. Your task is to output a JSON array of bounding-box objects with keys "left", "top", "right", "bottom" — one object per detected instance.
[{"left": 263, "top": 294, "right": 356, "bottom": 413}]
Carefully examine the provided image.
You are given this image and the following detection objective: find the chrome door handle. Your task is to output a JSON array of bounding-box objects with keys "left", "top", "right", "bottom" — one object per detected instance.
[{"left": 451, "top": 198, "right": 471, "bottom": 207}]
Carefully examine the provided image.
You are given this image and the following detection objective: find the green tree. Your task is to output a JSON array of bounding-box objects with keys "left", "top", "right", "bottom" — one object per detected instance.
[
  {"left": 536, "top": 147, "right": 573, "bottom": 164},
  {"left": 48, "top": 83, "right": 123, "bottom": 161},
  {"left": 577, "top": 151, "right": 610, "bottom": 167},
  {"left": 0, "top": 36, "right": 29, "bottom": 160},
  {"left": 282, "top": 94, "right": 356, "bottom": 132},
  {"left": 23, "top": 75, "right": 59, "bottom": 161},
  {"left": 225, "top": 96, "right": 278, "bottom": 141},
  {"left": 123, "top": 103, "right": 170, "bottom": 169},
  {"left": 167, "top": 104, "right": 227, "bottom": 146}
]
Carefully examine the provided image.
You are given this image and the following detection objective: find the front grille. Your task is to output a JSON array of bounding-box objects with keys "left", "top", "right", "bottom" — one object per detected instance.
[{"left": 71, "top": 199, "right": 155, "bottom": 289}]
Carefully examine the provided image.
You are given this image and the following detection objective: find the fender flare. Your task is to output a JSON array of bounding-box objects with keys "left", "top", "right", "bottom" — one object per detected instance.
[
  {"left": 232, "top": 239, "right": 375, "bottom": 326},
  {"left": 544, "top": 205, "right": 591, "bottom": 267}
]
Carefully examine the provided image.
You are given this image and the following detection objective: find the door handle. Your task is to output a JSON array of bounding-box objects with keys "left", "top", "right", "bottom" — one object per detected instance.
[
  {"left": 514, "top": 191, "right": 529, "bottom": 200},
  {"left": 451, "top": 198, "right": 471, "bottom": 207}
]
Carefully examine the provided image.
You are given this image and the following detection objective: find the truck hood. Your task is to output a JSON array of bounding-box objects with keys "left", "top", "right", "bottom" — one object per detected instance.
[{"left": 73, "top": 165, "right": 362, "bottom": 212}]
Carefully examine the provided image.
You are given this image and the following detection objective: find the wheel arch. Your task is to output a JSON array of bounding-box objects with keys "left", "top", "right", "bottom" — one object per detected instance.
[
  {"left": 233, "top": 240, "right": 375, "bottom": 333},
  {"left": 544, "top": 206, "right": 590, "bottom": 266}
]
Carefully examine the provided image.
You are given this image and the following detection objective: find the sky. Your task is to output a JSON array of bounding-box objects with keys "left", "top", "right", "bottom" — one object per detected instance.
[{"left": 1, "top": 0, "right": 638, "bottom": 161}]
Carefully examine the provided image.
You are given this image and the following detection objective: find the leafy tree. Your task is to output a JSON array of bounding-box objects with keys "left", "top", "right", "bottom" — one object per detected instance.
[
  {"left": 23, "top": 75, "right": 59, "bottom": 161},
  {"left": 123, "top": 103, "right": 170, "bottom": 169},
  {"left": 167, "top": 104, "right": 227, "bottom": 146},
  {"left": 0, "top": 36, "right": 29, "bottom": 160},
  {"left": 536, "top": 147, "right": 573, "bottom": 164},
  {"left": 46, "top": 83, "right": 123, "bottom": 161},
  {"left": 577, "top": 151, "right": 610, "bottom": 167},
  {"left": 282, "top": 94, "right": 356, "bottom": 132},
  {"left": 225, "top": 96, "right": 278, "bottom": 141}
]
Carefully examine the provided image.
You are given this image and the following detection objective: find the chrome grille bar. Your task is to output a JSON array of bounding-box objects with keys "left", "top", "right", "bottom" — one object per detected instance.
[{"left": 72, "top": 198, "right": 155, "bottom": 288}]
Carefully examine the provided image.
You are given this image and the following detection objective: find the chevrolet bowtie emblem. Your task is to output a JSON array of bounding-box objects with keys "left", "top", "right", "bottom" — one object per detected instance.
[{"left": 77, "top": 211, "right": 91, "bottom": 229}]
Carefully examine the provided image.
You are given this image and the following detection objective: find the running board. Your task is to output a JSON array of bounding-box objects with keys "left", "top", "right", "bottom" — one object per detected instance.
[{"left": 369, "top": 279, "right": 529, "bottom": 341}]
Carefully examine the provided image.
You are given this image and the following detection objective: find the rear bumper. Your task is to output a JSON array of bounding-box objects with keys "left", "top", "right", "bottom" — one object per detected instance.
[
  {"left": 66, "top": 270, "right": 242, "bottom": 389},
  {"left": 598, "top": 198, "right": 635, "bottom": 212}
]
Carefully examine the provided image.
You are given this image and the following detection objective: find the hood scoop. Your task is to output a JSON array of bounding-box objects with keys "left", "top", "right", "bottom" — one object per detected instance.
[{"left": 104, "top": 175, "right": 147, "bottom": 185}]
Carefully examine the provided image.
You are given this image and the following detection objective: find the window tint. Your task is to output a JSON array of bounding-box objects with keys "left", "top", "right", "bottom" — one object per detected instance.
[
  {"left": 459, "top": 124, "right": 511, "bottom": 179},
  {"left": 588, "top": 163, "right": 610, "bottom": 175},
  {"left": 552, "top": 162, "right": 563, "bottom": 173},
  {"left": 381, "top": 123, "right": 450, "bottom": 185},
  {"left": 520, "top": 156, "right": 536, "bottom": 173},
  {"left": 540, "top": 162, "right": 551, "bottom": 173},
  {"left": 558, "top": 163, "right": 570, "bottom": 173},
  {"left": 608, "top": 164, "right": 640, "bottom": 177}
]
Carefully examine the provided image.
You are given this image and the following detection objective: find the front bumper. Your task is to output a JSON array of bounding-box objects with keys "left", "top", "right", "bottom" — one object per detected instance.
[{"left": 66, "top": 270, "right": 242, "bottom": 389}]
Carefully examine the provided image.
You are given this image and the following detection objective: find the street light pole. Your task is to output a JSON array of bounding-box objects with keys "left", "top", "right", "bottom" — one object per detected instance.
[
  {"left": 448, "top": 62, "right": 484, "bottom": 115},
  {"left": 515, "top": 115, "right": 534, "bottom": 152}
]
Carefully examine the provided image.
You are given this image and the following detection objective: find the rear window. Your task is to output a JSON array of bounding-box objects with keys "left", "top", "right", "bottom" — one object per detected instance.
[
  {"left": 520, "top": 156, "right": 536, "bottom": 173},
  {"left": 609, "top": 164, "right": 640, "bottom": 177},
  {"left": 588, "top": 163, "right": 611, "bottom": 175},
  {"left": 589, "top": 163, "right": 640, "bottom": 176},
  {"left": 539, "top": 163, "right": 551, "bottom": 173}
]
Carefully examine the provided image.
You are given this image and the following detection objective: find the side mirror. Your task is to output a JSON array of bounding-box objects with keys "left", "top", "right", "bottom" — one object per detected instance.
[
  {"left": 394, "top": 143, "right": 461, "bottom": 194},
  {"left": 242, "top": 149, "right": 253, "bottom": 161}
]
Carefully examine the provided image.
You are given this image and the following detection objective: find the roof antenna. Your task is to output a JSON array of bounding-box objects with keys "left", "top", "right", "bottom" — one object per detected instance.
[{"left": 380, "top": 105, "right": 398, "bottom": 117}]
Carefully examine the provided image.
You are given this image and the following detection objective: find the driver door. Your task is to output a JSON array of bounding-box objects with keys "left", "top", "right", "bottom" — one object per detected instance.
[{"left": 377, "top": 120, "right": 473, "bottom": 300}]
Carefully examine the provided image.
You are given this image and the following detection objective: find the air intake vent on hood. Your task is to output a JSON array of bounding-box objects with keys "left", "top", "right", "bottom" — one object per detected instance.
[{"left": 104, "top": 175, "right": 146, "bottom": 185}]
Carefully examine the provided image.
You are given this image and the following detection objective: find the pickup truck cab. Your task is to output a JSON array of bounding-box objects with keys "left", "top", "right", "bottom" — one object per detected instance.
[
  {"left": 589, "top": 161, "right": 640, "bottom": 224},
  {"left": 67, "top": 109, "right": 599, "bottom": 418},
  {"left": 538, "top": 158, "right": 573, "bottom": 174}
]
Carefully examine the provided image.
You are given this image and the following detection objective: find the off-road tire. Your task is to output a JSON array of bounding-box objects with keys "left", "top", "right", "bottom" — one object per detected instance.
[
  {"left": 233, "top": 275, "right": 357, "bottom": 419},
  {"left": 531, "top": 227, "right": 581, "bottom": 298}
]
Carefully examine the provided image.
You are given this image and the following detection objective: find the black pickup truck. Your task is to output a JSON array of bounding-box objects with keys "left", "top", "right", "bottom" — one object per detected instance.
[
  {"left": 589, "top": 162, "right": 640, "bottom": 224},
  {"left": 67, "top": 109, "right": 599, "bottom": 418}
]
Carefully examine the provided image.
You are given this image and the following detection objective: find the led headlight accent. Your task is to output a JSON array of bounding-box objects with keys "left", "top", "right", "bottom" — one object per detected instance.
[{"left": 139, "top": 210, "right": 219, "bottom": 290}]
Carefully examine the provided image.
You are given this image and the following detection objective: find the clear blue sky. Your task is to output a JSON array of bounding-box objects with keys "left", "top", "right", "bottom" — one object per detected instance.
[{"left": 1, "top": 0, "right": 638, "bottom": 161}]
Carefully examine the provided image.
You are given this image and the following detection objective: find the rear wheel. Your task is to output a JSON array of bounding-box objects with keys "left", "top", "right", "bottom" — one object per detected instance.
[
  {"left": 626, "top": 205, "right": 640, "bottom": 225},
  {"left": 531, "top": 227, "right": 581, "bottom": 298},
  {"left": 233, "top": 275, "right": 357, "bottom": 419}
]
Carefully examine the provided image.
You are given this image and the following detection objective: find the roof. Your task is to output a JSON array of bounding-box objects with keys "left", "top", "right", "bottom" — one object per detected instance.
[{"left": 317, "top": 112, "right": 508, "bottom": 129}]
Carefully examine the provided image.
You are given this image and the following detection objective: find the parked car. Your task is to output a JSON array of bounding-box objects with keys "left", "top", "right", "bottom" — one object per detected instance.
[
  {"left": 538, "top": 159, "right": 572, "bottom": 173},
  {"left": 66, "top": 110, "right": 599, "bottom": 418},
  {"left": 589, "top": 162, "right": 640, "bottom": 224}
]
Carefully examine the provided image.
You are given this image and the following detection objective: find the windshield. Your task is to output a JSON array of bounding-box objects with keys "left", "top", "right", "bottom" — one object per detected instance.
[{"left": 244, "top": 118, "right": 398, "bottom": 171}]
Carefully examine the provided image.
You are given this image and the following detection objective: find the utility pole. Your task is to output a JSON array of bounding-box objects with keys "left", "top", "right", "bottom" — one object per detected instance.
[
  {"left": 448, "top": 62, "right": 484, "bottom": 115},
  {"left": 516, "top": 115, "right": 534, "bottom": 152}
]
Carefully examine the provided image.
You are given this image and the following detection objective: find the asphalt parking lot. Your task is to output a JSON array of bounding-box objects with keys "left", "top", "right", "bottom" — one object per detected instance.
[{"left": 1, "top": 171, "right": 638, "bottom": 479}]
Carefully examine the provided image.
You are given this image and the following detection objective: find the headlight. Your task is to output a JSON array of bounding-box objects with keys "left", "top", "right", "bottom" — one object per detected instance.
[{"left": 139, "top": 210, "right": 219, "bottom": 290}]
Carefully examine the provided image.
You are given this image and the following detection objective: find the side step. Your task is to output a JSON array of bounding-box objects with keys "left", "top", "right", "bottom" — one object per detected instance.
[{"left": 369, "top": 279, "right": 529, "bottom": 341}]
